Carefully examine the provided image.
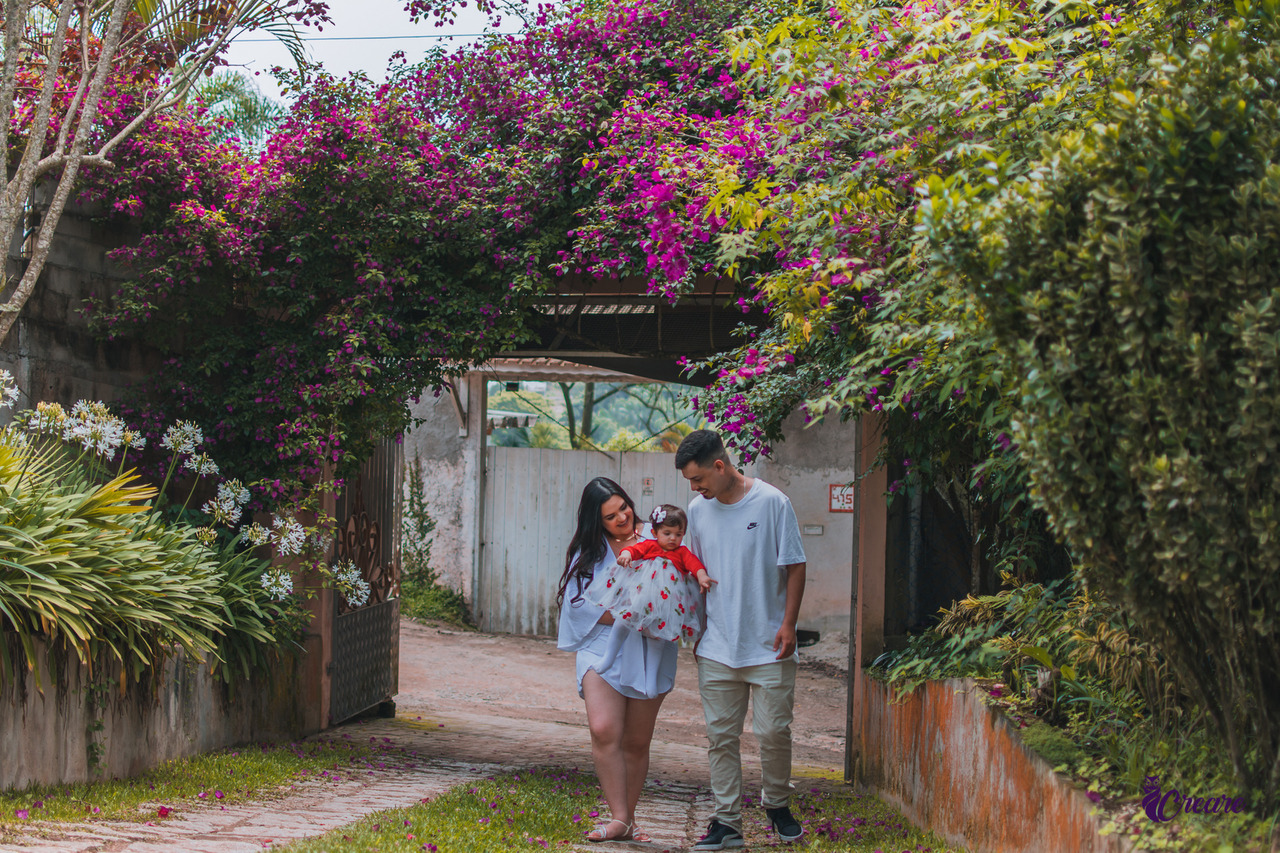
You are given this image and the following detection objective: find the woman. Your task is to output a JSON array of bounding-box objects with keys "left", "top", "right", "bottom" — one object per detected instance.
[{"left": 557, "top": 477, "right": 677, "bottom": 843}]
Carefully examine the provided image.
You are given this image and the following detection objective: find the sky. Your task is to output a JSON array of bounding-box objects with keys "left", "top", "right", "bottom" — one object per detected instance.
[{"left": 221, "top": 0, "right": 508, "bottom": 102}]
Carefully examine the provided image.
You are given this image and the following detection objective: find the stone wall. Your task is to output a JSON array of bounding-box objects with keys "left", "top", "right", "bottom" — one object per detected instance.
[
  {"left": 855, "top": 677, "right": 1131, "bottom": 853},
  {"left": 1, "top": 202, "right": 159, "bottom": 414},
  {"left": 0, "top": 637, "right": 307, "bottom": 790}
]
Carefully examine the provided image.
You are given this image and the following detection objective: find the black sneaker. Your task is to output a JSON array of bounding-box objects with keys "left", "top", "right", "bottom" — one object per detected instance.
[
  {"left": 766, "top": 805, "right": 804, "bottom": 842},
  {"left": 692, "top": 819, "right": 745, "bottom": 850}
]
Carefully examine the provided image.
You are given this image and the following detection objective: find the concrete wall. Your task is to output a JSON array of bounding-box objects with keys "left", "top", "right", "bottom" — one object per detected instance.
[
  {"left": 0, "top": 638, "right": 306, "bottom": 790},
  {"left": 751, "top": 411, "right": 858, "bottom": 636},
  {"left": 855, "top": 678, "right": 1131, "bottom": 853},
  {"left": 403, "top": 374, "right": 485, "bottom": 599}
]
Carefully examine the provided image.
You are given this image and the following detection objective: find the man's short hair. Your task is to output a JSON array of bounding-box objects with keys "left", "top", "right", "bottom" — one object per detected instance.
[{"left": 675, "top": 429, "right": 731, "bottom": 469}]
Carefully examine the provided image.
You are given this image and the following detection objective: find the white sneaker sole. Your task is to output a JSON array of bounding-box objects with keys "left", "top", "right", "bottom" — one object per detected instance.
[{"left": 692, "top": 836, "right": 745, "bottom": 850}]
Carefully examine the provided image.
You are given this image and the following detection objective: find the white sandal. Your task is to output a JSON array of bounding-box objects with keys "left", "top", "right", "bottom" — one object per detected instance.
[{"left": 586, "top": 818, "right": 632, "bottom": 842}]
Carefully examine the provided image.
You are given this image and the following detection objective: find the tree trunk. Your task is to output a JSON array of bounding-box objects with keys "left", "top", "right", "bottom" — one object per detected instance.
[
  {"left": 559, "top": 382, "right": 577, "bottom": 448},
  {"left": 580, "top": 382, "right": 596, "bottom": 447}
]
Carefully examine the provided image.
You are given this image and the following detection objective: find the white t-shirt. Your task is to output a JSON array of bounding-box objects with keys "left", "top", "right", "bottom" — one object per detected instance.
[{"left": 686, "top": 478, "right": 807, "bottom": 668}]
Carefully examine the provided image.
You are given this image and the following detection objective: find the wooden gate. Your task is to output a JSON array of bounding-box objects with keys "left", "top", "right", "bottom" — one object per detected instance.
[
  {"left": 475, "top": 447, "right": 693, "bottom": 635},
  {"left": 328, "top": 438, "right": 402, "bottom": 725}
]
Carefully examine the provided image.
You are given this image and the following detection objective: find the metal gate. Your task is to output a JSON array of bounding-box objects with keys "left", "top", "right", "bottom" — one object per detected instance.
[
  {"left": 329, "top": 438, "right": 403, "bottom": 725},
  {"left": 475, "top": 447, "right": 695, "bottom": 635}
]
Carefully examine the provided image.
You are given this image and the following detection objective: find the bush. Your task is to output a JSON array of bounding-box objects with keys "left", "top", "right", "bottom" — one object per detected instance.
[
  {"left": 940, "top": 3, "right": 1280, "bottom": 805},
  {"left": 0, "top": 382, "right": 304, "bottom": 687},
  {"left": 0, "top": 435, "right": 225, "bottom": 684}
]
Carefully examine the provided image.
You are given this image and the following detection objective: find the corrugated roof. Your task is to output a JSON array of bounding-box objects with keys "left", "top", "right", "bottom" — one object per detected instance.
[{"left": 474, "top": 357, "right": 661, "bottom": 384}]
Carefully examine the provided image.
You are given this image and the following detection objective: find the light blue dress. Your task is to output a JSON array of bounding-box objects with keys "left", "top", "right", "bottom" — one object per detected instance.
[{"left": 557, "top": 535, "right": 678, "bottom": 700}]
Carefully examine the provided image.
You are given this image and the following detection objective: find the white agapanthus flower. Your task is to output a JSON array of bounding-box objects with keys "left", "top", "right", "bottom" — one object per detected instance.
[
  {"left": 182, "top": 452, "right": 220, "bottom": 477},
  {"left": 219, "top": 479, "right": 251, "bottom": 507},
  {"left": 0, "top": 370, "right": 18, "bottom": 409},
  {"left": 202, "top": 478, "right": 250, "bottom": 526},
  {"left": 61, "top": 401, "right": 125, "bottom": 457},
  {"left": 161, "top": 420, "right": 203, "bottom": 455},
  {"left": 122, "top": 430, "right": 147, "bottom": 450},
  {"left": 271, "top": 516, "right": 306, "bottom": 556},
  {"left": 27, "top": 401, "right": 67, "bottom": 435},
  {"left": 260, "top": 570, "right": 294, "bottom": 601},
  {"left": 195, "top": 527, "right": 218, "bottom": 547},
  {"left": 240, "top": 522, "right": 271, "bottom": 547},
  {"left": 332, "top": 559, "right": 371, "bottom": 608}
]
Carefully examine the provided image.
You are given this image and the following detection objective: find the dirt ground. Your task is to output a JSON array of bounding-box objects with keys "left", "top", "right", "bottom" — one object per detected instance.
[{"left": 396, "top": 618, "right": 853, "bottom": 780}]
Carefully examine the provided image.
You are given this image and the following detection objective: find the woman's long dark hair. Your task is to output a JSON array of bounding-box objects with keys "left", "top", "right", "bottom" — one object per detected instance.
[{"left": 556, "top": 476, "right": 637, "bottom": 607}]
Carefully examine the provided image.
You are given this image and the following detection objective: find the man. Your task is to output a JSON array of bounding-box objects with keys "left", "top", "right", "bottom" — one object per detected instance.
[{"left": 677, "top": 429, "right": 807, "bottom": 851}]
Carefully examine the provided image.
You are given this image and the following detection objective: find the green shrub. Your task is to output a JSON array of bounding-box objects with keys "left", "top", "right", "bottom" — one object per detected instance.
[
  {"left": 1020, "top": 721, "right": 1083, "bottom": 768},
  {"left": 932, "top": 1, "right": 1280, "bottom": 806},
  {"left": 0, "top": 436, "right": 225, "bottom": 684},
  {"left": 399, "top": 578, "right": 472, "bottom": 628},
  {"left": 0, "top": 388, "right": 301, "bottom": 688}
]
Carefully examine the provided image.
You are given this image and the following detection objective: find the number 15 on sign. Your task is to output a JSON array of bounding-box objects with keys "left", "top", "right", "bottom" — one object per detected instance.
[{"left": 829, "top": 484, "right": 856, "bottom": 513}]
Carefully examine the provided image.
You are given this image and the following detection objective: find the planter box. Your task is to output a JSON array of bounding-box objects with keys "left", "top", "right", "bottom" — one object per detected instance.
[{"left": 854, "top": 677, "right": 1131, "bottom": 853}]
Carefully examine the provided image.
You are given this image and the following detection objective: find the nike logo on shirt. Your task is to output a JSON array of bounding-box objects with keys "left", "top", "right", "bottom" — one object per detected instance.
[{"left": 747, "top": 522, "right": 758, "bottom": 530}]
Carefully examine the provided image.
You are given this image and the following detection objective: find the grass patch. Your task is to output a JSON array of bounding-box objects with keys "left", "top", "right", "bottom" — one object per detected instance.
[
  {"left": 745, "top": 780, "right": 965, "bottom": 852},
  {"left": 0, "top": 735, "right": 398, "bottom": 831},
  {"left": 279, "top": 767, "right": 601, "bottom": 852},
  {"left": 279, "top": 767, "right": 963, "bottom": 853}
]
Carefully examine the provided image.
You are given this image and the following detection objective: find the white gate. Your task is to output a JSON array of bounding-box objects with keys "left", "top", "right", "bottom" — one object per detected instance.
[{"left": 475, "top": 447, "right": 693, "bottom": 634}]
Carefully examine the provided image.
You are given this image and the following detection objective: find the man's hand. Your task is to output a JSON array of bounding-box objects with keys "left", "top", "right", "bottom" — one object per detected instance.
[
  {"left": 773, "top": 623, "right": 797, "bottom": 660},
  {"left": 774, "top": 562, "right": 806, "bottom": 660}
]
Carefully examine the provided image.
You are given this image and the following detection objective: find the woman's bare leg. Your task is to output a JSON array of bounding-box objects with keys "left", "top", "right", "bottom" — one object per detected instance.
[
  {"left": 582, "top": 670, "right": 633, "bottom": 835},
  {"left": 621, "top": 692, "right": 667, "bottom": 836}
]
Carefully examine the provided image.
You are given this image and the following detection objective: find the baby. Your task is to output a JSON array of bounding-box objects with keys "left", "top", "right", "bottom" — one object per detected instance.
[
  {"left": 587, "top": 504, "right": 713, "bottom": 643},
  {"left": 617, "top": 505, "right": 714, "bottom": 593}
]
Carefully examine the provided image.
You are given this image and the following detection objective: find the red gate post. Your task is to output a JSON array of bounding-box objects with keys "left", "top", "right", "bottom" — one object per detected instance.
[{"left": 849, "top": 414, "right": 889, "bottom": 782}]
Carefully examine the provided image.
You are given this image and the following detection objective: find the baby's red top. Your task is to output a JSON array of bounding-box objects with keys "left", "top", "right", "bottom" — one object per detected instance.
[{"left": 622, "top": 540, "right": 706, "bottom": 576}]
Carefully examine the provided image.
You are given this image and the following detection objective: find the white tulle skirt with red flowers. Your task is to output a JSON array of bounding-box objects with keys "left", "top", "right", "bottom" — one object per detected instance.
[{"left": 586, "top": 556, "right": 704, "bottom": 644}]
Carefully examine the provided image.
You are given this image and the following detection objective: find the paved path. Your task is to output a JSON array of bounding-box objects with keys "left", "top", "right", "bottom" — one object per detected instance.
[{"left": 1, "top": 621, "right": 852, "bottom": 852}]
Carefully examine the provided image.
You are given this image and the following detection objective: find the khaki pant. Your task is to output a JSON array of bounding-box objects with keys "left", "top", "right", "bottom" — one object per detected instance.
[{"left": 696, "top": 657, "right": 797, "bottom": 831}]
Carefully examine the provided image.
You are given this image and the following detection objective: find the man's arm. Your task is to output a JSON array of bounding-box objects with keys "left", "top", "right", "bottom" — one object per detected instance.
[{"left": 773, "top": 562, "right": 807, "bottom": 659}]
